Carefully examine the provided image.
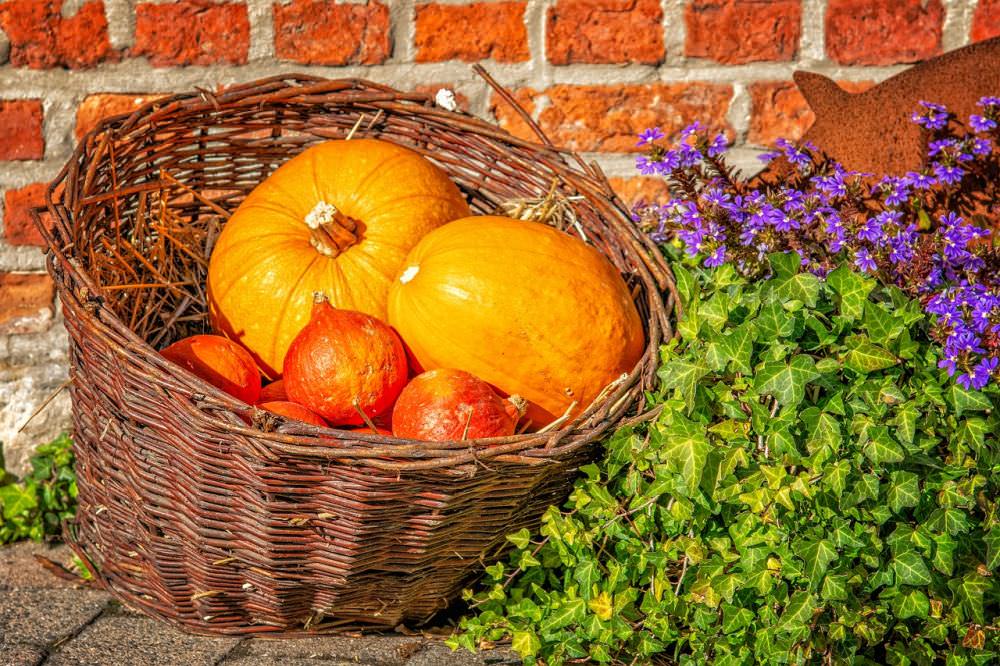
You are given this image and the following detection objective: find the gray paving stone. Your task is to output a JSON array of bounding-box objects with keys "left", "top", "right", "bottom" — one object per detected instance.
[
  {"left": 0, "top": 541, "right": 77, "bottom": 590},
  {"left": 406, "top": 642, "right": 520, "bottom": 666},
  {"left": 46, "top": 613, "right": 240, "bottom": 666},
  {"left": 0, "top": 587, "right": 109, "bottom": 647},
  {"left": 223, "top": 635, "right": 425, "bottom": 665},
  {"left": 0, "top": 643, "right": 46, "bottom": 666}
]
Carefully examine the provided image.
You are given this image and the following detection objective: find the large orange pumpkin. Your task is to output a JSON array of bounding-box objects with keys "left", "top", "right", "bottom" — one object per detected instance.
[
  {"left": 387, "top": 216, "right": 645, "bottom": 427},
  {"left": 207, "top": 138, "right": 470, "bottom": 377}
]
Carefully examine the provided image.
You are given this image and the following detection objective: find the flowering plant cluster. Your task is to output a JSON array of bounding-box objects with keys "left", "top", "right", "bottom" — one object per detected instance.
[{"left": 635, "top": 97, "right": 1000, "bottom": 389}]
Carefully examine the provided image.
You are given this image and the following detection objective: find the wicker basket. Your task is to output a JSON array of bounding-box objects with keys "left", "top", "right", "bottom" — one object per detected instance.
[{"left": 35, "top": 73, "right": 675, "bottom": 636}]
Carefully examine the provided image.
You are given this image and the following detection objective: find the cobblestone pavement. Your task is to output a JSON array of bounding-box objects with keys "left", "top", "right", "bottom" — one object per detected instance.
[{"left": 0, "top": 542, "right": 518, "bottom": 666}]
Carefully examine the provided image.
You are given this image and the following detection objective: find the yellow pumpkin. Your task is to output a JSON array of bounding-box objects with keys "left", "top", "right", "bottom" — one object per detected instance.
[
  {"left": 207, "top": 139, "right": 470, "bottom": 377},
  {"left": 387, "top": 216, "right": 645, "bottom": 427}
]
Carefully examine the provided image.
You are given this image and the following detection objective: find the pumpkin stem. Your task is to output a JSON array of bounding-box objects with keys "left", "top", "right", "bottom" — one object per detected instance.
[{"left": 304, "top": 200, "right": 362, "bottom": 258}]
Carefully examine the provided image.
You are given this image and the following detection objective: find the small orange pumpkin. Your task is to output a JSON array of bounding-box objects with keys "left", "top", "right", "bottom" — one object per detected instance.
[
  {"left": 392, "top": 369, "right": 523, "bottom": 442},
  {"left": 208, "top": 138, "right": 470, "bottom": 377},
  {"left": 283, "top": 297, "right": 408, "bottom": 426},
  {"left": 160, "top": 334, "right": 261, "bottom": 403},
  {"left": 258, "top": 400, "right": 327, "bottom": 427},
  {"left": 258, "top": 379, "right": 287, "bottom": 403},
  {"left": 388, "top": 216, "right": 645, "bottom": 426}
]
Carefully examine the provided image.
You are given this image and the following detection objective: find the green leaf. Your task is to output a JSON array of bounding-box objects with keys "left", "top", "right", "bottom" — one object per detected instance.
[
  {"left": 863, "top": 427, "right": 905, "bottom": 465},
  {"left": 661, "top": 415, "right": 710, "bottom": 495},
  {"left": 806, "top": 412, "right": 841, "bottom": 455},
  {"left": 774, "top": 272, "right": 821, "bottom": 309},
  {"left": 723, "top": 321, "right": 756, "bottom": 374},
  {"left": 776, "top": 591, "right": 816, "bottom": 633},
  {"left": 541, "top": 598, "right": 586, "bottom": 632},
  {"left": 821, "top": 574, "right": 848, "bottom": 601},
  {"left": 863, "top": 301, "right": 904, "bottom": 345},
  {"left": 722, "top": 604, "right": 754, "bottom": 634},
  {"left": 799, "top": 539, "right": 838, "bottom": 589},
  {"left": 950, "top": 573, "right": 990, "bottom": 624},
  {"left": 0, "top": 484, "right": 37, "bottom": 520},
  {"left": 985, "top": 526, "right": 1000, "bottom": 572},
  {"left": 947, "top": 384, "right": 993, "bottom": 417},
  {"left": 506, "top": 528, "right": 531, "bottom": 550},
  {"left": 754, "top": 355, "right": 819, "bottom": 407},
  {"left": 756, "top": 300, "right": 797, "bottom": 341},
  {"left": 512, "top": 630, "right": 541, "bottom": 657},
  {"left": 893, "top": 551, "right": 932, "bottom": 586},
  {"left": 574, "top": 560, "right": 600, "bottom": 598},
  {"left": 658, "top": 358, "right": 709, "bottom": 414},
  {"left": 887, "top": 471, "right": 920, "bottom": 513},
  {"left": 843, "top": 337, "right": 898, "bottom": 374},
  {"left": 827, "top": 265, "right": 875, "bottom": 320},
  {"left": 672, "top": 263, "right": 697, "bottom": 311},
  {"left": 895, "top": 589, "right": 930, "bottom": 620},
  {"left": 768, "top": 251, "right": 803, "bottom": 278}
]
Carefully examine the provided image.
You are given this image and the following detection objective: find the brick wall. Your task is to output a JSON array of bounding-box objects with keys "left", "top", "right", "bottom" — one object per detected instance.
[{"left": 0, "top": 0, "right": 997, "bottom": 472}]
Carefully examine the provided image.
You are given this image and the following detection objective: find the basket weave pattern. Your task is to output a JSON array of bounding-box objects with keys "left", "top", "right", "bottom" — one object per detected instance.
[{"left": 38, "top": 74, "right": 675, "bottom": 635}]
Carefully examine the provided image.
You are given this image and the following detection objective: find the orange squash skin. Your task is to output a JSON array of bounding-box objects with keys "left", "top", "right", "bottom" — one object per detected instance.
[
  {"left": 283, "top": 300, "right": 408, "bottom": 425},
  {"left": 258, "top": 400, "right": 328, "bottom": 427},
  {"left": 207, "top": 138, "right": 470, "bottom": 378},
  {"left": 388, "top": 216, "right": 645, "bottom": 427},
  {"left": 258, "top": 379, "right": 287, "bottom": 403},
  {"left": 160, "top": 334, "right": 261, "bottom": 404},
  {"left": 391, "top": 369, "right": 518, "bottom": 442}
]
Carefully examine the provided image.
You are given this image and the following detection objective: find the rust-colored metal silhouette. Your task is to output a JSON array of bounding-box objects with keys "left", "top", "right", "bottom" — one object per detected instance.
[{"left": 791, "top": 37, "right": 1000, "bottom": 176}]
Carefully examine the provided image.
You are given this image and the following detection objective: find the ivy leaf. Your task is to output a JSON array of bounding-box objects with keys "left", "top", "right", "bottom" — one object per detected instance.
[
  {"left": 947, "top": 384, "right": 992, "bottom": 417},
  {"left": 754, "top": 355, "right": 819, "bottom": 407},
  {"left": 511, "top": 630, "right": 541, "bottom": 657},
  {"left": 0, "top": 484, "right": 37, "bottom": 520},
  {"left": 722, "top": 604, "right": 754, "bottom": 634},
  {"left": 774, "top": 271, "right": 821, "bottom": 309},
  {"left": 863, "top": 427, "right": 905, "bottom": 465},
  {"left": 768, "top": 251, "right": 803, "bottom": 278},
  {"left": 827, "top": 265, "right": 874, "bottom": 320},
  {"left": 574, "top": 560, "right": 601, "bottom": 598},
  {"left": 776, "top": 591, "right": 816, "bottom": 633},
  {"left": 799, "top": 539, "right": 838, "bottom": 589},
  {"left": 863, "top": 302, "right": 904, "bottom": 345},
  {"left": 757, "top": 300, "right": 797, "bottom": 341},
  {"left": 887, "top": 471, "right": 920, "bottom": 513},
  {"left": 893, "top": 551, "right": 932, "bottom": 586},
  {"left": 662, "top": 416, "right": 710, "bottom": 495},
  {"left": 894, "top": 589, "right": 930, "bottom": 620},
  {"left": 985, "top": 526, "right": 1000, "bottom": 572},
  {"left": 950, "top": 573, "right": 989, "bottom": 624},
  {"left": 821, "top": 574, "right": 848, "bottom": 601},
  {"left": 659, "top": 358, "right": 709, "bottom": 414},
  {"left": 806, "top": 412, "right": 841, "bottom": 455},
  {"left": 541, "top": 598, "right": 586, "bottom": 632},
  {"left": 843, "top": 337, "right": 898, "bottom": 374},
  {"left": 672, "top": 263, "right": 697, "bottom": 311},
  {"left": 723, "top": 321, "right": 756, "bottom": 374}
]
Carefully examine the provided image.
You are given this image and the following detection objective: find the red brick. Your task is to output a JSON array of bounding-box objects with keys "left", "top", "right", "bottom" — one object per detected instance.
[
  {"left": 826, "top": 0, "right": 943, "bottom": 65},
  {"left": 274, "top": 0, "right": 390, "bottom": 65},
  {"left": 415, "top": 2, "right": 528, "bottom": 63},
  {"left": 491, "top": 83, "right": 733, "bottom": 153},
  {"left": 685, "top": 0, "right": 801, "bottom": 64},
  {"left": 546, "top": 0, "right": 664, "bottom": 65},
  {"left": 609, "top": 177, "right": 670, "bottom": 207},
  {"left": 3, "top": 183, "right": 49, "bottom": 246},
  {"left": 0, "top": 0, "right": 116, "bottom": 69},
  {"left": 0, "top": 100, "right": 44, "bottom": 161},
  {"left": 0, "top": 273, "right": 55, "bottom": 334},
  {"left": 75, "top": 94, "right": 167, "bottom": 141},
  {"left": 748, "top": 80, "right": 874, "bottom": 147},
  {"left": 972, "top": 0, "right": 1000, "bottom": 42},
  {"left": 133, "top": 0, "right": 249, "bottom": 67}
]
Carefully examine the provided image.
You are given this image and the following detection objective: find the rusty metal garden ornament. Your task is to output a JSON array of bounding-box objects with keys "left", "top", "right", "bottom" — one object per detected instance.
[{"left": 793, "top": 36, "right": 1000, "bottom": 175}]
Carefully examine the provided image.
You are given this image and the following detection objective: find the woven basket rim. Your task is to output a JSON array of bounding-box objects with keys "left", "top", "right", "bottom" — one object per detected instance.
[{"left": 37, "top": 72, "right": 676, "bottom": 472}]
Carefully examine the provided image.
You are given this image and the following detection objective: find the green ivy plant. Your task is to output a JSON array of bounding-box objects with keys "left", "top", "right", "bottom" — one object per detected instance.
[
  {"left": 0, "top": 433, "right": 77, "bottom": 544},
  {"left": 454, "top": 255, "right": 1000, "bottom": 665}
]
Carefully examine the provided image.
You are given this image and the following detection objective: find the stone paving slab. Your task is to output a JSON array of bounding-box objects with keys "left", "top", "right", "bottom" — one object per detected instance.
[{"left": 0, "top": 542, "right": 519, "bottom": 666}]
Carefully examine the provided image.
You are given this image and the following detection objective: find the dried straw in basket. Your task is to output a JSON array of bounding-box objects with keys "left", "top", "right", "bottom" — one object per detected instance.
[{"left": 34, "top": 70, "right": 675, "bottom": 635}]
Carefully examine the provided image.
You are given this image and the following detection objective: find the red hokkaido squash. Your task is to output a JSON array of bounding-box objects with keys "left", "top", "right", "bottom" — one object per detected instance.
[
  {"left": 257, "top": 400, "right": 327, "bottom": 427},
  {"left": 160, "top": 334, "right": 261, "bottom": 403},
  {"left": 258, "top": 379, "right": 287, "bottom": 403},
  {"left": 207, "top": 138, "right": 470, "bottom": 378},
  {"left": 388, "top": 216, "right": 645, "bottom": 427},
  {"left": 392, "top": 369, "right": 524, "bottom": 441},
  {"left": 283, "top": 296, "right": 408, "bottom": 426}
]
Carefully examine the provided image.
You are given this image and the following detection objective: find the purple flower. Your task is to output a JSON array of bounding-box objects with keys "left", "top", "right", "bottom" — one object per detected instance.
[
  {"left": 637, "top": 127, "right": 664, "bottom": 147},
  {"left": 704, "top": 246, "right": 727, "bottom": 268},
  {"left": 904, "top": 171, "right": 937, "bottom": 189},
  {"left": 933, "top": 163, "right": 964, "bottom": 186},
  {"left": 708, "top": 133, "right": 728, "bottom": 157},
  {"left": 912, "top": 101, "right": 949, "bottom": 130},
  {"left": 978, "top": 95, "right": 1000, "bottom": 109},
  {"left": 635, "top": 155, "right": 657, "bottom": 175},
  {"left": 854, "top": 248, "right": 877, "bottom": 273},
  {"left": 857, "top": 217, "right": 884, "bottom": 243}
]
